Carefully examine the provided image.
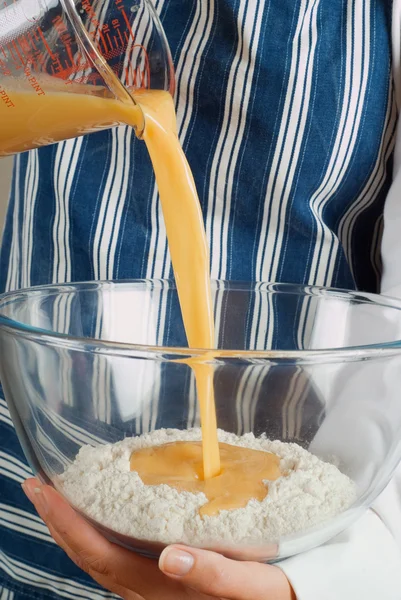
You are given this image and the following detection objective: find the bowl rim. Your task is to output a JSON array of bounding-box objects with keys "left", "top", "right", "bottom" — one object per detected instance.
[{"left": 1, "top": 279, "right": 401, "bottom": 361}]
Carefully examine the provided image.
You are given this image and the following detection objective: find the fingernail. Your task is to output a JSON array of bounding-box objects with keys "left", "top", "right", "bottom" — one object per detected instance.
[
  {"left": 159, "top": 547, "right": 194, "bottom": 577},
  {"left": 23, "top": 482, "right": 49, "bottom": 516},
  {"left": 33, "top": 486, "right": 49, "bottom": 516},
  {"left": 21, "top": 481, "right": 34, "bottom": 503}
]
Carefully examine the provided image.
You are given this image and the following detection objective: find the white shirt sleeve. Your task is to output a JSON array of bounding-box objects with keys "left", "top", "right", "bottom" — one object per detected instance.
[
  {"left": 376, "top": 0, "right": 401, "bottom": 567},
  {"left": 278, "top": 510, "right": 401, "bottom": 599},
  {"left": 278, "top": 3, "right": 401, "bottom": 596}
]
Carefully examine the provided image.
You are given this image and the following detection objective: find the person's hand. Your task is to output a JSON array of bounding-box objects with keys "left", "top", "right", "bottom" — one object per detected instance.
[{"left": 22, "top": 478, "right": 295, "bottom": 600}]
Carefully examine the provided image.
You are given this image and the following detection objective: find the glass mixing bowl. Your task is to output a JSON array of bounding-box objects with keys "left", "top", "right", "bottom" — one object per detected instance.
[{"left": 1, "top": 279, "right": 401, "bottom": 562}]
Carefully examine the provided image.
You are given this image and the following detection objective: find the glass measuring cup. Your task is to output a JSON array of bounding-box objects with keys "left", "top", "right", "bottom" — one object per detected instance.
[{"left": 0, "top": 0, "right": 175, "bottom": 156}]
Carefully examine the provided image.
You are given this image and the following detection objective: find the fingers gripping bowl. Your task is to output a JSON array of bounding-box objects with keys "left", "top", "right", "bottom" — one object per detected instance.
[{"left": 1, "top": 280, "right": 401, "bottom": 562}]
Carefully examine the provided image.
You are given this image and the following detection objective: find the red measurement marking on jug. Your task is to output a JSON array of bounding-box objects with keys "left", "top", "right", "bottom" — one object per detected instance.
[
  {"left": 0, "top": 82, "right": 15, "bottom": 108},
  {"left": 0, "top": 0, "right": 150, "bottom": 91},
  {"left": 80, "top": 0, "right": 150, "bottom": 88}
]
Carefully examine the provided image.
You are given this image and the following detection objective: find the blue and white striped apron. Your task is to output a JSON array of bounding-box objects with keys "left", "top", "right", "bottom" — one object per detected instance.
[{"left": 0, "top": 0, "right": 396, "bottom": 597}]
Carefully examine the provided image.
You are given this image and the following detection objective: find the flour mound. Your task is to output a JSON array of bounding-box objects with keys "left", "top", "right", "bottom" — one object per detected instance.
[{"left": 58, "top": 428, "right": 356, "bottom": 546}]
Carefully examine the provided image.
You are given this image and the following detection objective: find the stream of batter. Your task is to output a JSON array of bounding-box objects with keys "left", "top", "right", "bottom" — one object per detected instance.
[{"left": 0, "top": 85, "right": 281, "bottom": 513}]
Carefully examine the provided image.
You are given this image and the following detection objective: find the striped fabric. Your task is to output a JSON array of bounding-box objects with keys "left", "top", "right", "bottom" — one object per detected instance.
[{"left": 0, "top": 0, "right": 398, "bottom": 597}]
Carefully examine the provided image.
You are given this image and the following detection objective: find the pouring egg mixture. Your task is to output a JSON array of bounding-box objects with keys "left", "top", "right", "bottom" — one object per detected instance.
[{"left": 39, "top": 88, "right": 356, "bottom": 543}]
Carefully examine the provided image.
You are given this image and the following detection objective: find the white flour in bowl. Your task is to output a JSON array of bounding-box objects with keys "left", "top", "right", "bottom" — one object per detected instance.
[{"left": 58, "top": 428, "right": 356, "bottom": 546}]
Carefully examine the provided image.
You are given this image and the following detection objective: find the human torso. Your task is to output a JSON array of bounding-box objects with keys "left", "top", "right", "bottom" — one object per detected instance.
[{"left": 0, "top": 1, "right": 397, "bottom": 598}]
